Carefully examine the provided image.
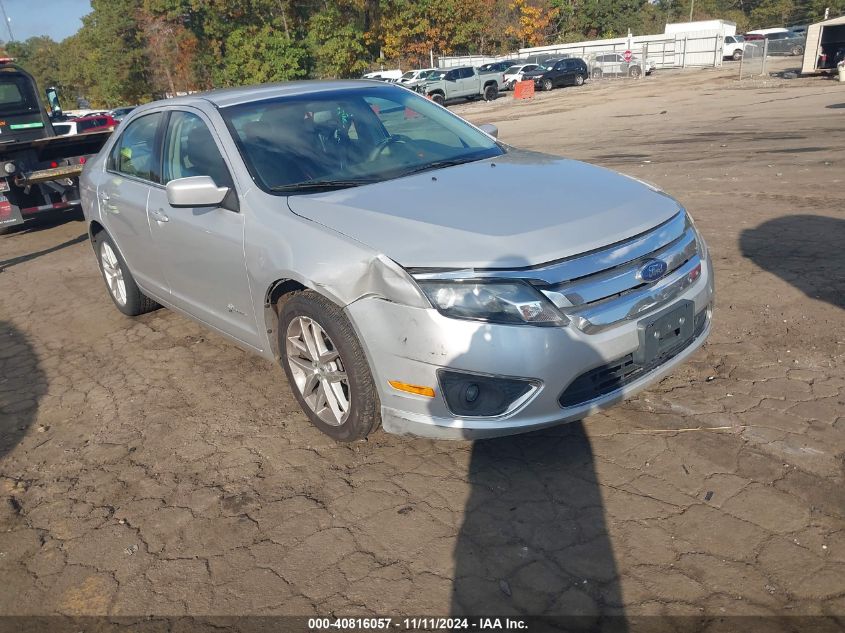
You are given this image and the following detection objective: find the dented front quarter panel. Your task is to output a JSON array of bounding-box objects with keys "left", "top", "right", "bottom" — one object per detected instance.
[{"left": 241, "top": 186, "right": 427, "bottom": 362}]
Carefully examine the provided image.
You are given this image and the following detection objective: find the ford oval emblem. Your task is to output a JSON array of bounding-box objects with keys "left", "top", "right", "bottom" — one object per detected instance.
[{"left": 638, "top": 259, "right": 668, "bottom": 282}]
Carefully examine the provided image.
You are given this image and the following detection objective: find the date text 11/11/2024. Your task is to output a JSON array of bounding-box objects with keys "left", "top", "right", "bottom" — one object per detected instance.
[{"left": 307, "top": 617, "right": 528, "bottom": 630}]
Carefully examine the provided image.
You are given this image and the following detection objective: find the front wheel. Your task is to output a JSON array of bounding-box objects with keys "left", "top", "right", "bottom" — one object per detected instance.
[
  {"left": 483, "top": 83, "right": 498, "bottom": 101},
  {"left": 732, "top": 49, "right": 743, "bottom": 61},
  {"left": 592, "top": 68, "right": 603, "bottom": 79},
  {"left": 792, "top": 45, "right": 804, "bottom": 56},
  {"left": 279, "top": 290, "right": 381, "bottom": 441},
  {"left": 430, "top": 92, "right": 445, "bottom": 106},
  {"left": 629, "top": 65, "right": 642, "bottom": 78},
  {"left": 95, "top": 234, "right": 159, "bottom": 316},
  {"left": 542, "top": 78, "right": 553, "bottom": 91}
]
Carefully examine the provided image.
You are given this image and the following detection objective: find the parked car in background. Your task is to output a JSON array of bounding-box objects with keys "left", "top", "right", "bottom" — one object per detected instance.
[
  {"left": 362, "top": 69, "right": 403, "bottom": 81},
  {"left": 763, "top": 30, "right": 806, "bottom": 55},
  {"left": 76, "top": 114, "right": 118, "bottom": 133},
  {"left": 110, "top": 106, "right": 136, "bottom": 121},
  {"left": 80, "top": 80, "right": 713, "bottom": 441},
  {"left": 503, "top": 63, "right": 542, "bottom": 89},
  {"left": 590, "top": 53, "right": 652, "bottom": 78},
  {"left": 418, "top": 66, "right": 500, "bottom": 104},
  {"left": 477, "top": 60, "right": 518, "bottom": 74},
  {"left": 52, "top": 120, "right": 78, "bottom": 136},
  {"left": 396, "top": 69, "right": 438, "bottom": 90},
  {"left": 523, "top": 58, "right": 589, "bottom": 90},
  {"left": 723, "top": 34, "right": 746, "bottom": 60}
]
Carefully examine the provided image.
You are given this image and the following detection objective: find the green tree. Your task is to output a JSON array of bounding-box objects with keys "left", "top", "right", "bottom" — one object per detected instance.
[
  {"left": 307, "top": 5, "right": 371, "bottom": 78},
  {"left": 219, "top": 24, "right": 308, "bottom": 85}
]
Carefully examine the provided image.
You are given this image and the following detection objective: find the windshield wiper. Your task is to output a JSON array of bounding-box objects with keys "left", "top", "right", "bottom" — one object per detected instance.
[
  {"left": 399, "top": 157, "right": 483, "bottom": 178},
  {"left": 269, "top": 179, "right": 377, "bottom": 193}
]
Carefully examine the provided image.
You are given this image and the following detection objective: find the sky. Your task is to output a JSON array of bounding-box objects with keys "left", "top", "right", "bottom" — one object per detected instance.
[{"left": 0, "top": 0, "right": 91, "bottom": 42}]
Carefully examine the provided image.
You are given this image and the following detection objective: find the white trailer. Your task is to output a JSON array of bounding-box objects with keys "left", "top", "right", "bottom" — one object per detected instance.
[{"left": 801, "top": 15, "right": 845, "bottom": 74}]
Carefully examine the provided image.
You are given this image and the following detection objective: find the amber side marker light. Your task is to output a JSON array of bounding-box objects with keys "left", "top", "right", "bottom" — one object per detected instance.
[{"left": 389, "top": 380, "right": 436, "bottom": 398}]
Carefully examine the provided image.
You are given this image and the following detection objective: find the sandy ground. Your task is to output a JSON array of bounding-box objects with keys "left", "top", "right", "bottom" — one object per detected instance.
[{"left": 0, "top": 58, "right": 843, "bottom": 624}]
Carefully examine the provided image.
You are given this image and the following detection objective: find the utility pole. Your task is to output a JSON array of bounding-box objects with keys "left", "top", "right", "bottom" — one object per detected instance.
[
  {"left": 0, "top": 0, "right": 14, "bottom": 43},
  {"left": 689, "top": 0, "right": 695, "bottom": 22}
]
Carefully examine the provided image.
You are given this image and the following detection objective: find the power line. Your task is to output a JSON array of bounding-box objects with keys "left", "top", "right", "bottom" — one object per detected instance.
[{"left": 0, "top": 0, "right": 14, "bottom": 43}]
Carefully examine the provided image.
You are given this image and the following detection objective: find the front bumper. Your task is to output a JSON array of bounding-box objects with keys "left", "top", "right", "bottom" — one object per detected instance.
[{"left": 345, "top": 255, "right": 714, "bottom": 440}]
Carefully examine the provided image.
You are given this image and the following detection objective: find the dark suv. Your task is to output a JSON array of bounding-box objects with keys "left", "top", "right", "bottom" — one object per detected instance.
[
  {"left": 523, "top": 58, "right": 589, "bottom": 91},
  {"left": 764, "top": 31, "right": 806, "bottom": 56}
]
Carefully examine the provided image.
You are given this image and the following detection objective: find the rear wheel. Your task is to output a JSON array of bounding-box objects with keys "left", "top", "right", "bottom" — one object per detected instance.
[
  {"left": 792, "top": 45, "right": 804, "bottom": 56},
  {"left": 95, "top": 234, "right": 158, "bottom": 316},
  {"left": 483, "top": 83, "right": 498, "bottom": 101},
  {"left": 542, "top": 78, "right": 553, "bottom": 91},
  {"left": 574, "top": 73, "right": 585, "bottom": 86},
  {"left": 279, "top": 290, "right": 380, "bottom": 441},
  {"left": 592, "top": 68, "right": 603, "bottom": 79}
]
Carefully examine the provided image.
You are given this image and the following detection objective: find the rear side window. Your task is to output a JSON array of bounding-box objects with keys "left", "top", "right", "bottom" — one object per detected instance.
[
  {"left": 459, "top": 68, "right": 474, "bottom": 79},
  {"left": 109, "top": 112, "right": 164, "bottom": 183}
]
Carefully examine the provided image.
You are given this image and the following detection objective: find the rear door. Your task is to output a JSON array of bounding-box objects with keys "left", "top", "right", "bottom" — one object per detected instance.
[
  {"left": 99, "top": 111, "right": 169, "bottom": 296},
  {"left": 146, "top": 108, "right": 260, "bottom": 348}
]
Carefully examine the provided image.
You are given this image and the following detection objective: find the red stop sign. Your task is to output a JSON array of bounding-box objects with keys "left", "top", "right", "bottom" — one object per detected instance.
[{"left": 624, "top": 49, "right": 633, "bottom": 63}]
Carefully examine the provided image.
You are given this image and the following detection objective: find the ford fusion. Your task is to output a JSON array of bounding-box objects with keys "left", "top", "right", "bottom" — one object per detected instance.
[{"left": 80, "top": 81, "right": 714, "bottom": 441}]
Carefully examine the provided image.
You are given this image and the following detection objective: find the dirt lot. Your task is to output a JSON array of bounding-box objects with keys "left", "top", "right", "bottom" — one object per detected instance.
[{"left": 0, "top": 59, "right": 843, "bottom": 626}]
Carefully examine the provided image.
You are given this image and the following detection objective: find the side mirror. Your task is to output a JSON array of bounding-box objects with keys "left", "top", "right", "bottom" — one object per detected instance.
[
  {"left": 478, "top": 123, "right": 498, "bottom": 139},
  {"left": 166, "top": 176, "right": 228, "bottom": 208},
  {"left": 45, "top": 87, "right": 62, "bottom": 117}
]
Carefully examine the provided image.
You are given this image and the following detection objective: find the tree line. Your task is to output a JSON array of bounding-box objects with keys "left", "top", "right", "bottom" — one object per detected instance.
[{"left": 4, "top": 0, "right": 842, "bottom": 108}]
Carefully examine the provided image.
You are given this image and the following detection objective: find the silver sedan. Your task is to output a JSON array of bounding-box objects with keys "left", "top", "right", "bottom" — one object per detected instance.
[{"left": 80, "top": 81, "right": 713, "bottom": 441}]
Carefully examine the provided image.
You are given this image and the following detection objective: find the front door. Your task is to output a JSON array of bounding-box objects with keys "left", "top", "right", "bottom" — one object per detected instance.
[
  {"left": 147, "top": 108, "right": 261, "bottom": 348},
  {"left": 99, "top": 111, "right": 168, "bottom": 296}
]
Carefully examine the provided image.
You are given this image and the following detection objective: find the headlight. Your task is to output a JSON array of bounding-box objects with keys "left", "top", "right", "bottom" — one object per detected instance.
[{"left": 418, "top": 280, "right": 567, "bottom": 326}]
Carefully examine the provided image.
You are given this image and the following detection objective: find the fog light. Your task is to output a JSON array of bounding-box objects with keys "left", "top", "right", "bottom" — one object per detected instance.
[
  {"left": 439, "top": 370, "right": 537, "bottom": 417},
  {"left": 464, "top": 383, "right": 480, "bottom": 403}
]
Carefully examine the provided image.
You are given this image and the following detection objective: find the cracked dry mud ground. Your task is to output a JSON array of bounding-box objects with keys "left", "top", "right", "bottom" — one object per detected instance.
[{"left": 0, "top": 60, "right": 843, "bottom": 623}]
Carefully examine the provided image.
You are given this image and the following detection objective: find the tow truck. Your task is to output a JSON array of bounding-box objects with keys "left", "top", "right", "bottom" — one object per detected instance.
[{"left": 0, "top": 58, "right": 112, "bottom": 234}]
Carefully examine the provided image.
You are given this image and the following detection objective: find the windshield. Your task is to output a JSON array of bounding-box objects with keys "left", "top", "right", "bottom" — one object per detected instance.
[
  {"left": 222, "top": 85, "right": 504, "bottom": 194},
  {"left": 400, "top": 72, "right": 415, "bottom": 80},
  {"left": 734, "top": 35, "right": 745, "bottom": 42}
]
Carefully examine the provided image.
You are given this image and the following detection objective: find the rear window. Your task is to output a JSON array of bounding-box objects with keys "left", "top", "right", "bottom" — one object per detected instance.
[{"left": 0, "top": 73, "right": 40, "bottom": 117}]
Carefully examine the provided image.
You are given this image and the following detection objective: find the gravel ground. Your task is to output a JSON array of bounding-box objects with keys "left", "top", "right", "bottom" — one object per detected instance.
[{"left": 0, "top": 58, "right": 843, "bottom": 625}]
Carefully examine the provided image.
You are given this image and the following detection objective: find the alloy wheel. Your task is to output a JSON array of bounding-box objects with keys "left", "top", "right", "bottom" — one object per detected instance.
[
  {"left": 100, "top": 242, "right": 127, "bottom": 306},
  {"left": 285, "top": 316, "right": 350, "bottom": 426}
]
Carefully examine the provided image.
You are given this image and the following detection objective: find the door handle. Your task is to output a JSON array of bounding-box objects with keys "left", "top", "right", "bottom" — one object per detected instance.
[{"left": 150, "top": 208, "right": 169, "bottom": 223}]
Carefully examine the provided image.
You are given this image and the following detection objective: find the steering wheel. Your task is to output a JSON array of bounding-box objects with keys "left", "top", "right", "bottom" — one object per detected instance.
[{"left": 368, "top": 134, "right": 412, "bottom": 162}]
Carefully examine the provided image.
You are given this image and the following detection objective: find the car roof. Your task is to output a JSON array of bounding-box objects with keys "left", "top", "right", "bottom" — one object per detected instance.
[{"left": 130, "top": 80, "right": 412, "bottom": 113}]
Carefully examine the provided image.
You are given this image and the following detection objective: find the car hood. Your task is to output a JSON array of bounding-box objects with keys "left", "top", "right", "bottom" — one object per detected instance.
[{"left": 286, "top": 149, "right": 682, "bottom": 270}]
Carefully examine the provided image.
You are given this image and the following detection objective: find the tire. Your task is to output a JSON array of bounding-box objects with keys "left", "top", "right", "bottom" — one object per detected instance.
[
  {"left": 574, "top": 73, "right": 585, "bottom": 86},
  {"left": 430, "top": 92, "right": 445, "bottom": 106},
  {"left": 792, "top": 45, "right": 803, "bottom": 56},
  {"left": 95, "top": 233, "right": 159, "bottom": 316},
  {"left": 279, "top": 290, "right": 381, "bottom": 442},
  {"left": 542, "top": 78, "right": 553, "bottom": 91},
  {"left": 592, "top": 68, "right": 603, "bottom": 79},
  {"left": 483, "top": 83, "right": 498, "bottom": 101},
  {"left": 732, "top": 49, "right": 742, "bottom": 61},
  {"left": 629, "top": 65, "right": 642, "bottom": 78}
]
